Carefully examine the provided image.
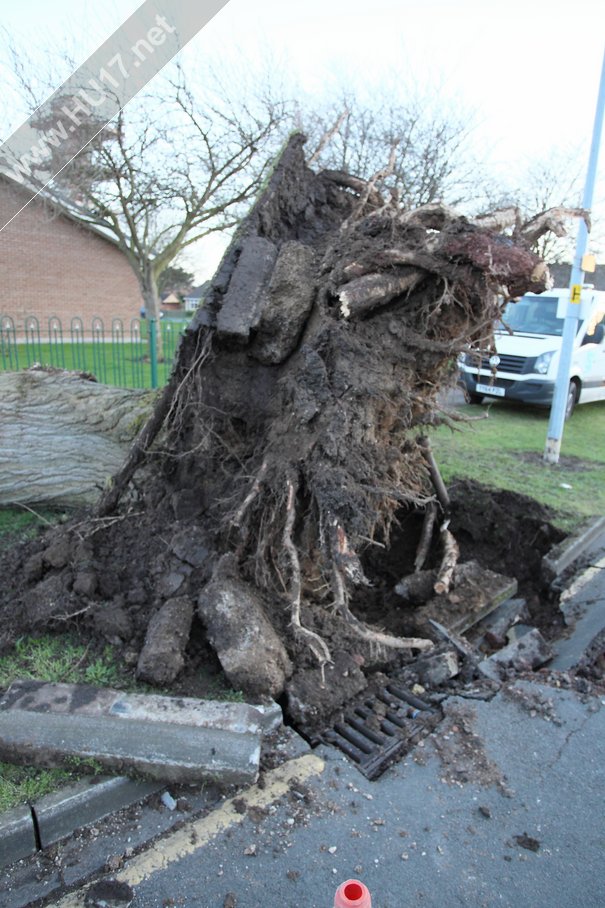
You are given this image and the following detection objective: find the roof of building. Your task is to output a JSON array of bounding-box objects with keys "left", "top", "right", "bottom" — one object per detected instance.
[
  {"left": 0, "top": 171, "right": 128, "bottom": 252},
  {"left": 549, "top": 261, "right": 605, "bottom": 291},
  {"left": 183, "top": 282, "right": 211, "bottom": 300}
]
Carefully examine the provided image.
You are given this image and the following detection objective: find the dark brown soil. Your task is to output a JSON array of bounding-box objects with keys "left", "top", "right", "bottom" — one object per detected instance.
[
  {"left": 0, "top": 477, "right": 568, "bottom": 730},
  {"left": 0, "top": 137, "right": 591, "bottom": 731}
]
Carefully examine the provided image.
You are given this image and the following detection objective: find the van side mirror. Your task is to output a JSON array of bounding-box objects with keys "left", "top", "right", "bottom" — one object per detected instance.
[{"left": 582, "top": 324, "right": 604, "bottom": 345}]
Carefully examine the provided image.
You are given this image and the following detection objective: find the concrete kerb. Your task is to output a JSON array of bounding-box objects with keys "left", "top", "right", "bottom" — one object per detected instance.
[
  {"left": 0, "top": 803, "right": 37, "bottom": 869},
  {"left": 0, "top": 698, "right": 284, "bottom": 871},
  {"left": 542, "top": 515, "right": 605, "bottom": 581},
  {"left": 0, "top": 683, "right": 271, "bottom": 785},
  {"left": 0, "top": 775, "right": 163, "bottom": 870}
]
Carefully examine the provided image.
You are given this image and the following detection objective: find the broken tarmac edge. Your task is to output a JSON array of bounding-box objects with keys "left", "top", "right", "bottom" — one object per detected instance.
[{"left": 0, "top": 698, "right": 283, "bottom": 871}]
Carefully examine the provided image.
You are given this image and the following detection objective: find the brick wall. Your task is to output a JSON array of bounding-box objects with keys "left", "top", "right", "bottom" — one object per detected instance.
[{"left": 0, "top": 179, "right": 144, "bottom": 334}]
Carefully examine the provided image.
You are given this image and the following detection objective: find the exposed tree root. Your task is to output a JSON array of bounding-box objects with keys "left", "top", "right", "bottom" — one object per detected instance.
[
  {"left": 328, "top": 518, "right": 433, "bottom": 652},
  {"left": 418, "top": 436, "right": 450, "bottom": 512},
  {"left": 284, "top": 479, "right": 332, "bottom": 679},
  {"left": 232, "top": 460, "right": 268, "bottom": 529},
  {"left": 414, "top": 500, "right": 438, "bottom": 573},
  {"left": 434, "top": 519, "right": 460, "bottom": 595}
]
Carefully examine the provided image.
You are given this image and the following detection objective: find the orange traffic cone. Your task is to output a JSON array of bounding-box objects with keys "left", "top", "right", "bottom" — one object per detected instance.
[{"left": 334, "top": 879, "right": 372, "bottom": 907}]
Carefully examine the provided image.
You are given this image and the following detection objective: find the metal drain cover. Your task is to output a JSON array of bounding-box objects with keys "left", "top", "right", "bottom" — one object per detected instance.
[{"left": 321, "top": 683, "right": 440, "bottom": 780}]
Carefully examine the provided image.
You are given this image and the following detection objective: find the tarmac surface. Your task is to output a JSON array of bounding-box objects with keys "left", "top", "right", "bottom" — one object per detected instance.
[
  {"left": 32, "top": 682, "right": 604, "bottom": 908},
  {"left": 2, "top": 524, "right": 605, "bottom": 908}
]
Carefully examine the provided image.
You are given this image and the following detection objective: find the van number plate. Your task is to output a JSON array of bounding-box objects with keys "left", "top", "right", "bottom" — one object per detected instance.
[{"left": 476, "top": 383, "right": 505, "bottom": 397}]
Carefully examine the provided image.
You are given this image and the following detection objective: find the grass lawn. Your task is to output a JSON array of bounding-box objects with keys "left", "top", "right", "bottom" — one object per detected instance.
[
  {"left": 431, "top": 396, "right": 605, "bottom": 532},
  {"left": 0, "top": 506, "right": 61, "bottom": 545}
]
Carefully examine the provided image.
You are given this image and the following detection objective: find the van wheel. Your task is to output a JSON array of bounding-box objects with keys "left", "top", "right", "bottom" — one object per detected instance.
[{"left": 565, "top": 381, "right": 578, "bottom": 420}]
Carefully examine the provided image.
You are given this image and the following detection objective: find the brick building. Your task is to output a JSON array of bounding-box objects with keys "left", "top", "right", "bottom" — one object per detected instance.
[{"left": 0, "top": 176, "right": 143, "bottom": 334}]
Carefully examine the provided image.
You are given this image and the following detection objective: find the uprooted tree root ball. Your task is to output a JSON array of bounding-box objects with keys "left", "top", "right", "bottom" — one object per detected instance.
[{"left": 0, "top": 135, "right": 585, "bottom": 724}]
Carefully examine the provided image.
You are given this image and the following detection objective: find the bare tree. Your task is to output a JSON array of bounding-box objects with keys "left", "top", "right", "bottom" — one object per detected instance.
[
  {"left": 6, "top": 49, "right": 289, "bottom": 356},
  {"left": 509, "top": 150, "right": 584, "bottom": 262},
  {"left": 300, "top": 90, "right": 488, "bottom": 211}
]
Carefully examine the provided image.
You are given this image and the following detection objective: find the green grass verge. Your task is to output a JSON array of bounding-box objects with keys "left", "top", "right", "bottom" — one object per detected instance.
[
  {"left": 0, "top": 636, "right": 133, "bottom": 690},
  {"left": 0, "top": 506, "right": 61, "bottom": 547},
  {"left": 0, "top": 765, "right": 86, "bottom": 813},
  {"left": 431, "top": 397, "right": 605, "bottom": 532}
]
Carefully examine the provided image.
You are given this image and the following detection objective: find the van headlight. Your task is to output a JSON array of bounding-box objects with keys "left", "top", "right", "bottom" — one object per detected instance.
[
  {"left": 458, "top": 352, "right": 468, "bottom": 364},
  {"left": 535, "top": 351, "right": 555, "bottom": 374}
]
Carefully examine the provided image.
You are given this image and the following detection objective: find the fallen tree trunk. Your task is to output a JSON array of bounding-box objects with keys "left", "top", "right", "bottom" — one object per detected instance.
[
  {"left": 0, "top": 369, "right": 155, "bottom": 508},
  {"left": 0, "top": 135, "right": 581, "bottom": 730}
]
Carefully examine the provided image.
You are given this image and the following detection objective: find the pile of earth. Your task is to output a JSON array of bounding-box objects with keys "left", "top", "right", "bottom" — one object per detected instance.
[
  {"left": 0, "top": 135, "right": 593, "bottom": 731},
  {"left": 0, "top": 478, "right": 567, "bottom": 728}
]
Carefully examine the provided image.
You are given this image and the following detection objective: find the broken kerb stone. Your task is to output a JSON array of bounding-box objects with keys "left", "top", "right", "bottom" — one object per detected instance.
[
  {"left": 542, "top": 515, "right": 605, "bottom": 582},
  {"left": 0, "top": 803, "right": 37, "bottom": 869},
  {"left": 478, "top": 628, "right": 553, "bottom": 680},
  {"left": 0, "top": 681, "right": 264, "bottom": 786},
  {"left": 31, "top": 775, "right": 163, "bottom": 850}
]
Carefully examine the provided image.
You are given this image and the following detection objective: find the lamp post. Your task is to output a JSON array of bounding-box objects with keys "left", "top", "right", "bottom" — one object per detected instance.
[{"left": 544, "top": 47, "right": 605, "bottom": 465}]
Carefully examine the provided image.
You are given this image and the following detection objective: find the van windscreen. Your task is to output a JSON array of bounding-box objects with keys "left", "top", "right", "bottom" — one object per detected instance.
[{"left": 498, "top": 296, "right": 565, "bottom": 336}]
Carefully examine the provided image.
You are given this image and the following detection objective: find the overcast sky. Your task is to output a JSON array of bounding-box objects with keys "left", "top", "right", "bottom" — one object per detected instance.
[{"left": 1, "top": 0, "right": 604, "bottom": 278}]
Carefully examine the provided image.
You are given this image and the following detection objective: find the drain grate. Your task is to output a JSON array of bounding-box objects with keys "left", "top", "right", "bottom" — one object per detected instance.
[{"left": 321, "top": 683, "right": 441, "bottom": 780}]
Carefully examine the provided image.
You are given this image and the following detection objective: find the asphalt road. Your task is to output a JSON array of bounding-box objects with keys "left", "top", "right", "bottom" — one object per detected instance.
[{"left": 45, "top": 680, "right": 605, "bottom": 908}]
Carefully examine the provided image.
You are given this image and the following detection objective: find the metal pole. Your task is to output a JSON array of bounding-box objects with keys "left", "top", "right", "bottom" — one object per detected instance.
[
  {"left": 544, "top": 47, "right": 605, "bottom": 464},
  {"left": 149, "top": 318, "right": 158, "bottom": 389}
]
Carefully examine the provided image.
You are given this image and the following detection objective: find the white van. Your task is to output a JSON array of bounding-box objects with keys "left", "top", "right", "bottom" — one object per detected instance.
[{"left": 458, "top": 286, "right": 605, "bottom": 418}]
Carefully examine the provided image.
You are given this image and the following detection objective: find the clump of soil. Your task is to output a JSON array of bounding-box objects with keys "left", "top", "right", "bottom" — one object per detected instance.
[{"left": 0, "top": 135, "right": 586, "bottom": 726}]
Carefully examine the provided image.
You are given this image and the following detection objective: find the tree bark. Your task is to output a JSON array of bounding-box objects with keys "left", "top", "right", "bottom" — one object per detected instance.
[
  {"left": 0, "top": 369, "right": 155, "bottom": 508},
  {"left": 139, "top": 265, "right": 164, "bottom": 360}
]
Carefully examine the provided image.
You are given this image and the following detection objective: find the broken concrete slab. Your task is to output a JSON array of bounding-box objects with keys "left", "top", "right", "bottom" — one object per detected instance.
[
  {"left": 478, "top": 628, "right": 553, "bottom": 680},
  {"left": 0, "top": 681, "right": 263, "bottom": 785},
  {"left": 415, "top": 561, "right": 518, "bottom": 635},
  {"left": 33, "top": 775, "right": 162, "bottom": 850},
  {"left": 0, "top": 804, "right": 37, "bottom": 869},
  {"left": 550, "top": 597, "right": 605, "bottom": 670},
  {"left": 505, "top": 622, "right": 537, "bottom": 643},
  {"left": 472, "top": 598, "right": 529, "bottom": 643},
  {"left": 416, "top": 650, "right": 460, "bottom": 687}
]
